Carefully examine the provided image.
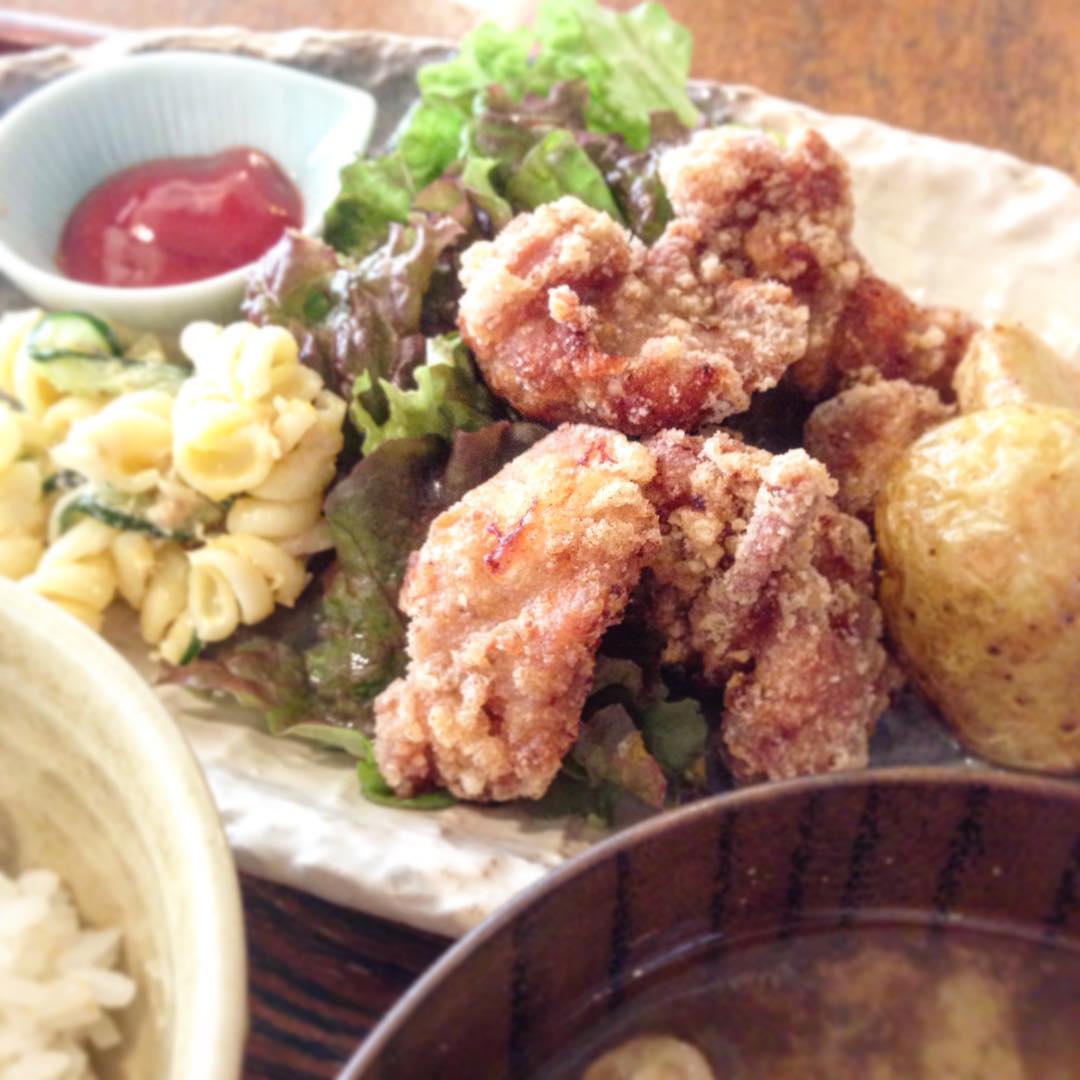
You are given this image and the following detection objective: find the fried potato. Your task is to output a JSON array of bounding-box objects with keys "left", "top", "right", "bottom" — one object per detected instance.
[
  {"left": 953, "top": 323, "right": 1080, "bottom": 413},
  {"left": 876, "top": 404, "right": 1080, "bottom": 772}
]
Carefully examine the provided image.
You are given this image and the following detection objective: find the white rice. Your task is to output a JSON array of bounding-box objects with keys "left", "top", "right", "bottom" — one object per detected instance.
[{"left": 0, "top": 868, "right": 136, "bottom": 1080}]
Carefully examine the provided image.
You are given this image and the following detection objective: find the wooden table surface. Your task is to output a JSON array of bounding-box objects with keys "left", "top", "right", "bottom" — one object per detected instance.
[{"left": 1, "top": 2, "right": 1076, "bottom": 1078}]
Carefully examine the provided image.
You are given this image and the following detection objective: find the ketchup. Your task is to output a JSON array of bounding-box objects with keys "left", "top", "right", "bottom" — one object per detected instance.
[{"left": 57, "top": 147, "right": 303, "bottom": 287}]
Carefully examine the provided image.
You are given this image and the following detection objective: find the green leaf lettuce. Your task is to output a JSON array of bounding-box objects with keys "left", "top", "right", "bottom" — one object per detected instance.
[
  {"left": 322, "top": 0, "right": 699, "bottom": 255},
  {"left": 350, "top": 333, "right": 496, "bottom": 454}
]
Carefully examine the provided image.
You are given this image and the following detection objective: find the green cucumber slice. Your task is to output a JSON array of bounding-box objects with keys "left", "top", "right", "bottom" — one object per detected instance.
[
  {"left": 28, "top": 311, "right": 191, "bottom": 395},
  {"left": 59, "top": 486, "right": 225, "bottom": 541},
  {"left": 28, "top": 311, "right": 122, "bottom": 359}
]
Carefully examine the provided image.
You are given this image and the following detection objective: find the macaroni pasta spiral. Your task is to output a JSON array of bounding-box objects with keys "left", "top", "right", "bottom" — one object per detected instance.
[
  {"left": 173, "top": 321, "right": 328, "bottom": 501},
  {"left": 113, "top": 531, "right": 308, "bottom": 664},
  {"left": 0, "top": 402, "right": 46, "bottom": 578},
  {"left": 22, "top": 521, "right": 194, "bottom": 657},
  {"left": 180, "top": 320, "right": 322, "bottom": 403},
  {"left": 0, "top": 308, "right": 55, "bottom": 419},
  {"left": 106, "top": 530, "right": 193, "bottom": 662},
  {"left": 137, "top": 545, "right": 196, "bottom": 665},
  {"left": 1, "top": 311, "right": 346, "bottom": 661},
  {"left": 187, "top": 534, "right": 308, "bottom": 645},
  {"left": 52, "top": 390, "right": 175, "bottom": 494},
  {"left": 225, "top": 389, "right": 346, "bottom": 554},
  {"left": 22, "top": 518, "right": 118, "bottom": 630}
]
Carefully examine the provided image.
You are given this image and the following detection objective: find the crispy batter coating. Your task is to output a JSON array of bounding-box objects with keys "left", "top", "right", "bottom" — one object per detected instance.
[
  {"left": 458, "top": 195, "right": 809, "bottom": 435},
  {"left": 826, "top": 275, "right": 977, "bottom": 398},
  {"left": 641, "top": 430, "right": 893, "bottom": 781},
  {"left": 803, "top": 369, "right": 954, "bottom": 518},
  {"left": 659, "top": 128, "right": 977, "bottom": 399},
  {"left": 373, "top": 424, "right": 660, "bottom": 801},
  {"left": 458, "top": 129, "right": 974, "bottom": 436}
]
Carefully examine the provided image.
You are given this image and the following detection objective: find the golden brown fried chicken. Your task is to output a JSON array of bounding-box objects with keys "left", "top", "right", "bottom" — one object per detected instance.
[
  {"left": 641, "top": 430, "right": 893, "bottom": 781},
  {"left": 459, "top": 128, "right": 975, "bottom": 437},
  {"left": 803, "top": 369, "right": 954, "bottom": 518},
  {"left": 373, "top": 424, "right": 660, "bottom": 801},
  {"left": 458, "top": 196, "right": 809, "bottom": 435},
  {"left": 658, "top": 127, "right": 977, "bottom": 398}
]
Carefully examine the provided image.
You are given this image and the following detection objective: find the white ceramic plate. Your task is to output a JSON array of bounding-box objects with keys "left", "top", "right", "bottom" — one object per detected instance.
[
  {"left": 2, "top": 30, "right": 1078, "bottom": 937},
  {"left": 0, "top": 51, "right": 375, "bottom": 331}
]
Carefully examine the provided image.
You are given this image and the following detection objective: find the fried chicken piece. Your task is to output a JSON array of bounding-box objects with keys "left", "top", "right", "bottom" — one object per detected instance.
[
  {"left": 659, "top": 127, "right": 977, "bottom": 398},
  {"left": 827, "top": 276, "right": 977, "bottom": 397},
  {"left": 458, "top": 196, "right": 809, "bottom": 435},
  {"left": 374, "top": 424, "right": 660, "bottom": 801},
  {"left": 803, "top": 369, "right": 954, "bottom": 518},
  {"left": 459, "top": 129, "right": 974, "bottom": 437},
  {"left": 641, "top": 430, "right": 893, "bottom": 781}
]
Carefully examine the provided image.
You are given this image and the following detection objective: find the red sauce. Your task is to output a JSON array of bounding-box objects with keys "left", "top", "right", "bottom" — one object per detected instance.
[{"left": 57, "top": 146, "right": 303, "bottom": 287}]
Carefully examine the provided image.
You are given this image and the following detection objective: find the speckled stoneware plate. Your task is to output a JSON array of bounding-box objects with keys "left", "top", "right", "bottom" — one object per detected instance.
[{"left": 1, "top": 29, "right": 1078, "bottom": 937}]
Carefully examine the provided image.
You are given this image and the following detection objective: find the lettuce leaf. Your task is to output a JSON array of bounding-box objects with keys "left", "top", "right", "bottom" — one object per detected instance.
[
  {"left": 524, "top": 653, "right": 712, "bottom": 823},
  {"left": 354, "top": 217, "right": 462, "bottom": 338},
  {"left": 322, "top": 0, "right": 699, "bottom": 256},
  {"left": 467, "top": 80, "right": 591, "bottom": 164},
  {"left": 579, "top": 110, "right": 690, "bottom": 242},
  {"left": 323, "top": 152, "right": 415, "bottom": 256},
  {"left": 311, "top": 422, "right": 545, "bottom": 715},
  {"left": 506, "top": 129, "right": 624, "bottom": 219},
  {"left": 533, "top": 0, "right": 699, "bottom": 149},
  {"left": 351, "top": 333, "right": 496, "bottom": 454},
  {"left": 573, "top": 704, "right": 667, "bottom": 809},
  {"left": 299, "top": 437, "right": 447, "bottom": 716},
  {"left": 395, "top": 100, "right": 465, "bottom": 191},
  {"left": 412, "top": 157, "right": 513, "bottom": 238},
  {"left": 464, "top": 79, "right": 690, "bottom": 234},
  {"left": 416, "top": 21, "right": 535, "bottom": 110},
  {"left": 457, "top": 155, "right": 515, "bottom": 231},
  {"left": 243, "top": 219, "right": 463, "bottom": 402},
  {"left": 263, "top": 721, "right": 458, "bottom": 810},
  {"left": 324, "top": 23, "right": 532, "bottom": 253},
  {"left": 168, "top": 637, "right": 317, "bottom": 727},
  {"left": 641, "top": 696, "right": 709, "bottom": 778}
]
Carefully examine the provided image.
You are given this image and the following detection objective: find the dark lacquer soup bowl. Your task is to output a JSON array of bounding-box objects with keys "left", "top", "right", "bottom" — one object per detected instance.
[{"left": 343, "top": 767, "right": 1080, "bottom": 1079}]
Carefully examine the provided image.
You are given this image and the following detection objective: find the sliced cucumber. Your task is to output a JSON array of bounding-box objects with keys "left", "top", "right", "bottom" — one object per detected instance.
[
  {"left": 42, "top": 469, "right": 84, "bottom": 495},
  {"left": 178, "top": 635, "right": 203, "bottom": 666},
  {"left": 59, "top": 486, "right": 226, "bottom": 541},
  {"left": 28, "top": 311, "right": 122, "bottom": 359},
  {"left": 28, "top": 311, "right": 191, "bottom": 396},
  {"left": 32, "top": 354, "right": 191, "bottom": 395}
]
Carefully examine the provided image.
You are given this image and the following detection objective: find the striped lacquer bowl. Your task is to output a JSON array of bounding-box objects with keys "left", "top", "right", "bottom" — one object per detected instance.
[{"left": 343, "top": 768, "right": 1080, "bottom": 1079}]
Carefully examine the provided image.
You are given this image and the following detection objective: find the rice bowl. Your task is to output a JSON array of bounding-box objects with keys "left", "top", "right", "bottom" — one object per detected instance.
[{"left": 0, "top": 580, "right": 246, "bottom": 1078}]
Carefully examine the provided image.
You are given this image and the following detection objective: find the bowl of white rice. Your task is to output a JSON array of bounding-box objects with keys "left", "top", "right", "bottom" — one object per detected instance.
[{"left": 0, "top": 579, "right": 246, "bottom": 1078}]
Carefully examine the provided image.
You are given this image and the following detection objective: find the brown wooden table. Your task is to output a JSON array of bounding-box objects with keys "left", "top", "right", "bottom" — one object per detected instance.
[{"left": 2, "top": 2, "right": 1077, "bottom": 1076}]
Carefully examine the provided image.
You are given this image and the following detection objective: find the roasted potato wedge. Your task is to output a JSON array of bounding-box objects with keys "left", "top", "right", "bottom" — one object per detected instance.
[
  {"left": 876, "top": 404, "right": 1080, "bottom": 772},
  {"left": 953, "top": 323, "right": 1080, "bottom": 413}
]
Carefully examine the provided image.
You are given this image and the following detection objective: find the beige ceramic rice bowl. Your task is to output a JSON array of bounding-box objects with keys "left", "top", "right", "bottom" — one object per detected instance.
[{"left": 0, "top": 579, "right": 246, "bottom": 1078}]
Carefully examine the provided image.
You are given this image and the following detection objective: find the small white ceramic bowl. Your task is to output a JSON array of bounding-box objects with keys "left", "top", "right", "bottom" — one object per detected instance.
[
  {"left": 0, "top": 51, "right": 376, "bottom": 332},
  {"left": 0, "top": 579, "right": 247, "bottom": 1078}
]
